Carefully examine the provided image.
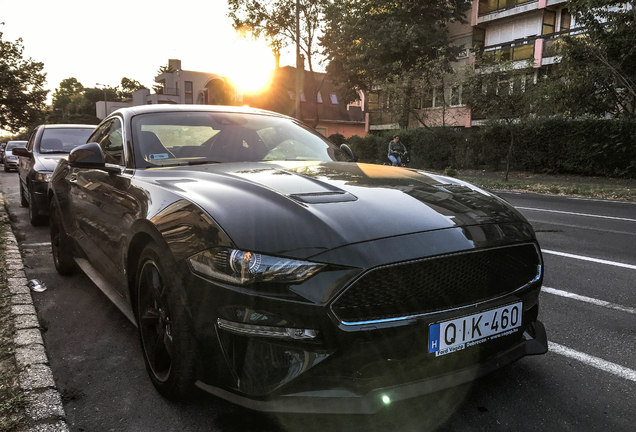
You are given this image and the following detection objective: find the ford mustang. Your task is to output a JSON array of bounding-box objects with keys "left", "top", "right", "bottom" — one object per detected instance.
[{"left": 48, "top": 104, "right": 547, "bottom": 414}]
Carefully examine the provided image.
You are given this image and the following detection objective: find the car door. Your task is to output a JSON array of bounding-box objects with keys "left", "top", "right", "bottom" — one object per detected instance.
[{"left": 69, "top": 117, "right": 139, "bottom": 296}]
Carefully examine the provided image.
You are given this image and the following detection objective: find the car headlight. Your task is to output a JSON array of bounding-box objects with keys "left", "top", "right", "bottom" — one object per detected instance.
[
  {"left": 188, "top": 248, "right": 325, "bottom": 285},
  {"left": 35, "top": 172, "right": 53, "bottom": 182}
]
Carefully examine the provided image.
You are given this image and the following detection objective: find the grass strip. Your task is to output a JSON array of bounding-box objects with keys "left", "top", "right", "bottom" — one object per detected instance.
[{"left": 459, "top": 177, "right": 636, "bottom": 202}]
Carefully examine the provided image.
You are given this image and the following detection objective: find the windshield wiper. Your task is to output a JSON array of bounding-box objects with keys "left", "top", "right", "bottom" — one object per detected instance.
[
  {"left": 40, "top": 151, "right": 69, "bottom": 154},
  {"left": 187, "top": 160, "right": 221, "bottom": 165}
]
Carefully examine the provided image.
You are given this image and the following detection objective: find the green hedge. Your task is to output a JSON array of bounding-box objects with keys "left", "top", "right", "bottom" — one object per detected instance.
[{"left": 343, "top": 117, "right": 636, "bottom": 178}]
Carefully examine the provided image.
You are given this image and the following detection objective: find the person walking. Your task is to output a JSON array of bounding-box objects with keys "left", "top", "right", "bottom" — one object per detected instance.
[{"left": 388, "top": 135, "right": 407, "bottom": 166}]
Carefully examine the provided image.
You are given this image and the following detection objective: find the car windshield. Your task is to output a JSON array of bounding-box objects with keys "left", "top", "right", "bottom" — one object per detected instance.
[
  {"left": 39, "top": 128, "right": 93, "bottom": 154},
  {"left": 5, "top": 141, "right": 26, "bottom": 151},
  {"left": 131, "top": 111, "right": 349, "bottom": 168}
]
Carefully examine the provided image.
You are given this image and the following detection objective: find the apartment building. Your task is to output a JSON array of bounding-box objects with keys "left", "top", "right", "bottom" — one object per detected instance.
[{"left": 368, "top": 0, "right": 574, "bottom": 131}]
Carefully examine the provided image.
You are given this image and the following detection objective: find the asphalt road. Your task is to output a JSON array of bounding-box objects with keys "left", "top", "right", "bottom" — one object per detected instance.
[{"left": 1, "top": 170, "right": 635, "bottom": 432}]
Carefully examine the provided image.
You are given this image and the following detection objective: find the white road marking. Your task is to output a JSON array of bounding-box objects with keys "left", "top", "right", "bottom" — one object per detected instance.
[
  {"left": 516, "top": 206, "right": 636, "bottom": 222},
  {"left": 532, "top": 220, "right": 636, "bottom": 236},
  {"left": 542, "top": 249, "right": 636, "bottom": 270},
  {"left": 542, "top": 286, "right": 636, "bottom": 315},
  {"left": 549, "top": 342, "right": 636, "bottom": 383},
  {"left": 21, "top": 242, "right": 52, "bottom": 247}
]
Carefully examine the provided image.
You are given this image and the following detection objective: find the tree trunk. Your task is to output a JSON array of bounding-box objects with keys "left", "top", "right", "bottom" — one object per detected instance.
[
  {"left": 505, "top": 126, "right": 514, "bottom": 181},
  {"left": 399, "top": 81, "right": 413, "bottom": 129}
]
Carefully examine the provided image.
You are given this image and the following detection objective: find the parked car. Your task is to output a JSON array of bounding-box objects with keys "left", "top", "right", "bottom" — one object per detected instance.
[
  {"left": 14, "top": 124, "right": 95, "bottom": 226},
  {"left": 0, "top": 142, "right": 7, "bottom": 164},
  {"left": 3, "top": 140, "right": 28, "bottom": 172},
  {"left": 49, "top": 105, "right": 547, "bottom": 413}
]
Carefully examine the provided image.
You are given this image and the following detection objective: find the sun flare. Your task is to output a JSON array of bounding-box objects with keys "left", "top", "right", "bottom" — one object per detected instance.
[{"left": 220, "top": 37, "right": 275, "bottom": 94}]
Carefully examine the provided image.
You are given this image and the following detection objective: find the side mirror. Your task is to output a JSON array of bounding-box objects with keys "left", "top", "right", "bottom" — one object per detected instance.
[
  {"left": 340, "top": 144, "right": 356, "bottom": 162},
  {"left": 69, "top": 142, "right": 105, "bottom": 168},
  {"left": 12, "top": 147, "right": 31, "bottom": 158}
]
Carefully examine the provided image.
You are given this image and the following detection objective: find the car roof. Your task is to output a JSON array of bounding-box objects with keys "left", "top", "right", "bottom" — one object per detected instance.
[
  {"left": 40, "top": 124, "right": 96, "bottom": 129},
  {"left": 110, "top": 104, "right": 291, "bottom": 122}
]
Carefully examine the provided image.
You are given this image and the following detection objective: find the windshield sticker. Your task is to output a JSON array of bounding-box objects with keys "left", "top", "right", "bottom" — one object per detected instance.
[{"left": 149, "top": 153, "right": 169, "bottom": 160}]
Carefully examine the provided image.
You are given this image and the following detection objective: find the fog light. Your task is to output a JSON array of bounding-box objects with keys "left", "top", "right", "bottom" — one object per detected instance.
[
  {"left": 217, "top": 318, "right": 317, "bottom": 340},
  {"left": 382, "top": 395, "right": 391, "bottom": 405}
]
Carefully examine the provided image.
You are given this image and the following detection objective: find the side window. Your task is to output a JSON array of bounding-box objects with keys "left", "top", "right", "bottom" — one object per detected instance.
[
  {"left": 91, "top": 118, "right": 124, "bottom": 165},
  {"left": 26, "top": 128, "right": 38, "bottom": 151}
]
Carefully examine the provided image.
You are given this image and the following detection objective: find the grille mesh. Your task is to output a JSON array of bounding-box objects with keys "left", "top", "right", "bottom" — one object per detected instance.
[{"left": 332, "top": 244, "right": 540, "bottom": 323}]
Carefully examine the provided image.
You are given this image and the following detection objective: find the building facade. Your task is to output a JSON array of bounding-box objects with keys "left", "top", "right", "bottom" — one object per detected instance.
[{"left": 368, "top": 0, "right": 573, "bottom": 131}]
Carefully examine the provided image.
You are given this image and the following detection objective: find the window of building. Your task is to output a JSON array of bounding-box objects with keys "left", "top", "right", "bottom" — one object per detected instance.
[
  {"left": 185, "top": 81, "right": 193, "bottom": 104},
  {"left": 317, "top": 92, "right": 323, "bottom": 103},
  {"left": 368, "top": 93, "right": 380, "bottom": 110},
  {"left": 542, "top": 10, "right": 557, "bottom": 35},
  {"left": 421, "top": 89, "right": 434, "bottom": 109},
  {"left": 301, "top": 92, "right": 306, "bottom": 102},
  {"left": 330, "top": 94, "right": 338, "bottom": 104},
  {"left": 288, "top": 90, "right": 295, "bottom": 99},
  {"left": 450, "top": 85, "right": 463, "bottom": 106},
  {"left": 432, "top": 87, "right": 444, "bottom": 108},
  {"left": 560, "top": 9, "right": 571, "bottom": 32}
]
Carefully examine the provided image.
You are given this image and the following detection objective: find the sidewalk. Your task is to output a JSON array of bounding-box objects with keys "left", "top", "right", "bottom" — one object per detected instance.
[{"left": 1, "top": 195, "right": 68, "bottom": 432}]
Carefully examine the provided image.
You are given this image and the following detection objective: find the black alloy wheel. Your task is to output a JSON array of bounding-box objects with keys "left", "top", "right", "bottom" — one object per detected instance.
[
  {"left": 28, "top": 184, "right": 47, "bottom": 226},
  {"left": 49, "top": 200, "right": 76, "bottom": 275},
  {"left": 19, "top": 181, "right": 28, "bottom": 207},
  {"left": 136, "top": 243, "right": 196, "bottom": 400}
]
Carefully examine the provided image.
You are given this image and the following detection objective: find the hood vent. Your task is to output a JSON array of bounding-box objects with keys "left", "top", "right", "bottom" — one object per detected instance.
[{"left": 289, "top": 191, "right": 358, "bottom": 204}]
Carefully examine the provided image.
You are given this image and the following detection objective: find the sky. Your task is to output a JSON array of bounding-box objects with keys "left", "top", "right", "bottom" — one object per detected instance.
[{"left": 1, "top": 0, "right": 299, "bottom": 108}]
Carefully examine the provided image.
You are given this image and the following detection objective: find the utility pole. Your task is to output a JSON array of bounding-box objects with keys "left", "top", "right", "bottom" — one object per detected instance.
[
  {"left": 295, "top": 0, "right": 302, "bottom": 121},
  {"left": 96, "top": 83, "right": 108, "bottom": 119}
]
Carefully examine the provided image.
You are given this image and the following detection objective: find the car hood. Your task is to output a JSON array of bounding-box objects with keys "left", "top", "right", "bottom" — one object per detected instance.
[
  {"left": 35, "top": 153, "right": 67, "bottom": 172},
  {"left": 140, "top": 161, "right": 528, "bottom": 257}
]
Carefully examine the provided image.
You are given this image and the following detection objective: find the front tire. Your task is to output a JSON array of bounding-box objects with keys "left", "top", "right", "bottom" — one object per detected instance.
[
  {"left": 135, "top": 243, "right": 196, "bottom": 400},
  {"left": 50, "top": 199, "right": 76, "bottom": 275},
  {"left": 29, "top": 185, "right": 47, "bottom": 226}
]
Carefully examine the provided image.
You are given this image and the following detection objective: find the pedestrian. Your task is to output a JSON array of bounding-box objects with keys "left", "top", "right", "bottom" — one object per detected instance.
[{"left": 388, "top": 135, "right": 407, "bottom": 166}]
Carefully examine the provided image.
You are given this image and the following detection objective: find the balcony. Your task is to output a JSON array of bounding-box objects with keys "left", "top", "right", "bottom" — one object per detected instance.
[
  {"left": 155, "top": 87, "right": 179, "bottom": 96},
  {"left": 481, "top": 38, "right": 536, "bottom": 64},
  {"left": 542, "top": 27, "right": 587, "bottom": 58},
  {"left": 479, "top": 0, "right": 536, "bottom": 16}
]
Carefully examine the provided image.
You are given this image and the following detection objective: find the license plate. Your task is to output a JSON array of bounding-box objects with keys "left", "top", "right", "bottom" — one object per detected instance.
[{"left": 429, "top": 302, "right": 522, "bottom": 357}]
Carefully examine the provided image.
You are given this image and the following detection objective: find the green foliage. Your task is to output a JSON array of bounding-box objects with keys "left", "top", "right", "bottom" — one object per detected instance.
[
  {"left": 327, "top": 132, "right": 346, "bottom": 145},
  {"left": 118, "top": 77, "right": 145, "bottom": 99},
  {"left": 347, "top": 117, "right": 636, "bottom": 179},
  {"left": 0, "top": 32, "right": 48, "bottom": 133},
  {"left": 321, "top": 0, "right": 470, "bottom": 128},
  {"left": 541, "top": 1, "right": 636, "bottom": 118}
]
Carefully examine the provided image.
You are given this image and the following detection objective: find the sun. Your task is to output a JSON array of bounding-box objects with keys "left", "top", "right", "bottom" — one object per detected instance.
[{"left": 221, "top": 37, "right": 275, "bottom": 94}]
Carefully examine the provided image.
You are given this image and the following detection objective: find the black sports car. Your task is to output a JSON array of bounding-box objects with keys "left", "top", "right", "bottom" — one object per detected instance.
[{"left": 49, "top": 104, "right": 547, "bottom": 413}]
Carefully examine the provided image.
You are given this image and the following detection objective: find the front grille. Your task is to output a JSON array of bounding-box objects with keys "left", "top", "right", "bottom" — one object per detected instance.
[{"left": 331, "top": 244, "right": 541, "bottom": 323}]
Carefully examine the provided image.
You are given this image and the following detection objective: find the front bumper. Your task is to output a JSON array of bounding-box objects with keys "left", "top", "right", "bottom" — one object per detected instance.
[
  {"left": 4, "top": 159, "right": 18, "bottom": 169},
  {"left": 196, "top": 320, "right": 547, "bottom": 414}
]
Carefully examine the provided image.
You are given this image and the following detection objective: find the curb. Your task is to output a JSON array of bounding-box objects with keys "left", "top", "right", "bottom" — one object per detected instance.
[{"left": 2, "top": 195, "right": 69, "bottom": 432}]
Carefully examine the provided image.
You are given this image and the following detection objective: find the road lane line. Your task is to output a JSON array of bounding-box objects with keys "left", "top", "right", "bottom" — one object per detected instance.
[
  {"left": 549, "top": 342, "right": 636, "bottom": 383},
  {"left": 542, "top": 249, "right": 636, "bottom": 270},
  {"left": 542, "top": 286, "right": 636, "bottom": 315},
  {"left": 20, "top": 242, "right": 52, "bottom": 247},
  {"left": 516, "top": 207, "right": 636, "bottom": 222}
]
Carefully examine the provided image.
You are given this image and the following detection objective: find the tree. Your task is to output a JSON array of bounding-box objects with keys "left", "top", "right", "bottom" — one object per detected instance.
[
  {"left": 227, "top": 0, "right": 328, "bottom": 126},
  {"left": 0, "top": 32, "right": 48, "bottom": 132},
  {"left": 463, "top": 60, "right": 540, "bottom": 180},
  {"left": 49, "top": 78, "right": 106, "bottom": 124},
  {"left": 321, "top": 0, "right": 470, "bottom": 128},
  {"left": 118, "top": 77, "right": 146, "bottom": 99},
  {"left": 545, "top": 1, "right": 636, "bottom": 118}
]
